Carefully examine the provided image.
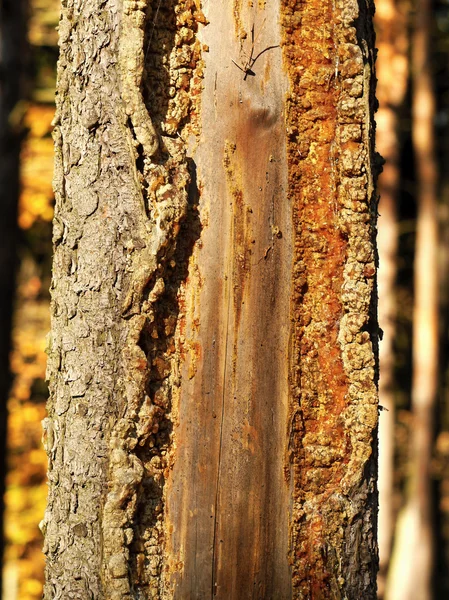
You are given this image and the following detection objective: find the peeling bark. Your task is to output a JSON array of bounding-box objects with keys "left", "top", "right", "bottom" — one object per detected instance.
[{"left": 44, "top": 0, "right": 379, "bottom": 598}]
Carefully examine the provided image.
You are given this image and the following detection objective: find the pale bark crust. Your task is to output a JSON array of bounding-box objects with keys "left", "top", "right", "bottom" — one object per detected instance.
[{"left": 44, "top": 0, "right": 379, "bottom": 598}]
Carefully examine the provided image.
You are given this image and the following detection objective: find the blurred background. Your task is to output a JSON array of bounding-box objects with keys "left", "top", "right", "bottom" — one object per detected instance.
[{"left": 1, "top": 0, "right": 449, "bottom": 598}]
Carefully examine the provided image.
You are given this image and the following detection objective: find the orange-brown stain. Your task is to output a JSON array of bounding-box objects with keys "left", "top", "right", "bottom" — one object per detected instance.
[
  {"left": 281, "top": 0, "right": 358, "bottom": 595},
  {"left": 223, "top": 142, "right": 253, "bottom": 337}
]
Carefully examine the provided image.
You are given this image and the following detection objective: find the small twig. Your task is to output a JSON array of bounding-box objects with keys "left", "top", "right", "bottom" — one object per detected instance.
[{"left": 232, "top": 22, "right": 280, "bottom": 80}]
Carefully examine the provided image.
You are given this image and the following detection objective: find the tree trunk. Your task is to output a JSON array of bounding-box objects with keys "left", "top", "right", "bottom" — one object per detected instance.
[
  {"left": 386, "top": 1, "right": 438, "bottom": 599},
  {"left": 43, "top": 0, "right": 380, "bottom": 598},
  {"left": 374, "top": 0, "right": 409, "bottom": 595}
]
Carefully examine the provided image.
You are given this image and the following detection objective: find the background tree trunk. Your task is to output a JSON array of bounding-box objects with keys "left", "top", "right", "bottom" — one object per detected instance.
[
  {"left": 43, "top": 0, "right": 380, "bottom": 598},
  {"left": 374, "top": 0, "right": 409, "bottom": 595},
  {"left": 0, "top": 0, "right": 25, "bottom": 591},
  {"left": 386, "top": 0, "right": 439, "bottom": 598}
]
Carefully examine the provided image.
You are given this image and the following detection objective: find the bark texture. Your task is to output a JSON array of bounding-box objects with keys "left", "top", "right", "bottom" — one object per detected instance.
[
  {"left": 44, "top": 0, "right": 379, "bottom": 598},
  {"left": 43, "top": 1, "right": 203, "bottom": 597}
]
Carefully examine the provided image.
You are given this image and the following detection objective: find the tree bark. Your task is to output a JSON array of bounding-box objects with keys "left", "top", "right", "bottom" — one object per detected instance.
[{"left": 43, "top": 0, "right": 380, "bottom": 598}]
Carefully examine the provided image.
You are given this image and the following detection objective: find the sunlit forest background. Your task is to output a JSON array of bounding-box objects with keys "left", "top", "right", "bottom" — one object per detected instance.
[{"left": 2, "top": 0, "right": 449, "bottom": 598}]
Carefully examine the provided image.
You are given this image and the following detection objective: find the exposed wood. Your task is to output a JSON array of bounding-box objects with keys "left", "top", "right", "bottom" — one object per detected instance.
[{"left": 164, "top": 3, "right": 291, "bottom": 597}]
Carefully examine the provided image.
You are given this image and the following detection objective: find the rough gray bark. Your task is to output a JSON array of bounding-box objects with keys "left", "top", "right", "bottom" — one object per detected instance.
[
  {"left": 43, "top": 0, "right": 379, "bottom": 598},
  {"left": 43, "top": 1, "right": 201, "bottom": 597}
]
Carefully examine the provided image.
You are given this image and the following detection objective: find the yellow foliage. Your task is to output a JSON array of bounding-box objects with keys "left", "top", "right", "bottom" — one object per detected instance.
[
  {"left": 4, "top": 271, "right": 50, "bottom": 599},
  {"left": 23, "top": 105, "right": 54, "bottom": 138},
  {"left": 19, "top": 106, "right": 55, "bottom": 230},
  {"left": 28, "top": 0, "right": 59, "bottom": 48},
  {"left": 4, "top": 2, "right": 58, "bottom": 598},
  {"left": 22, "top": 579, "right": 43, "bottom": 598}
]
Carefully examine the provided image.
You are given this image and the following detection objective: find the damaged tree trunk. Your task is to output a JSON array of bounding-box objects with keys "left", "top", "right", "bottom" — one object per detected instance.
[{"left": 43, "top": 0, "right": 379, "bottom": 598}]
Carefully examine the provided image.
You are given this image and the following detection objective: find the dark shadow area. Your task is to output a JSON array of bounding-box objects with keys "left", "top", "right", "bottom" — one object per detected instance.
[
  {"left": 130, "top": 150, "right": 202, "bottom": 588},
  {"left": 0, "top": 0, "right": 27, "bottom": 593},
  {"left": 143, "top": 0, "right": 178, "bottom": 141}
]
